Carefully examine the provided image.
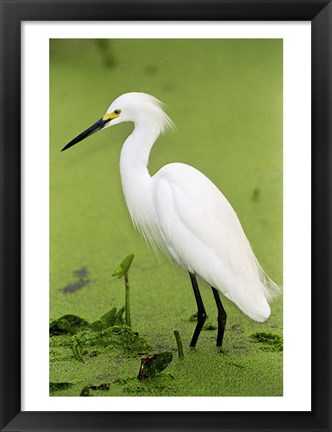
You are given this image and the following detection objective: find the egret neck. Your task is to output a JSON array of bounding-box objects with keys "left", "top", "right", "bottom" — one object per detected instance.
[{"left": 119, "top": 120, "right": 160, "bottom": 246}]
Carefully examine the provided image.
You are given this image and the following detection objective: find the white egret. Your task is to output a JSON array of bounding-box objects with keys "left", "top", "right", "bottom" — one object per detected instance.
[{"left": 62, "top": 92, "right": 279, "bottom": 347}]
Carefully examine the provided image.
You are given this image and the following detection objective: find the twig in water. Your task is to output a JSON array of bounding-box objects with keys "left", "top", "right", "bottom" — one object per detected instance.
[{"left": 174, "top": 330, "right": 184, "bottom": 358}]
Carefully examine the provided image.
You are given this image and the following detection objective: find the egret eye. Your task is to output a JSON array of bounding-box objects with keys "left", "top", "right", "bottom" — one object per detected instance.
[{"left": 114, "top": 109, "right": 121, "bottom": 115}]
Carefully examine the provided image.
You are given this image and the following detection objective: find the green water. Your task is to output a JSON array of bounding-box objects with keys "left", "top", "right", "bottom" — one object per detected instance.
[{"left": 50, "top": 39, "right": 283, "bottom": 397}]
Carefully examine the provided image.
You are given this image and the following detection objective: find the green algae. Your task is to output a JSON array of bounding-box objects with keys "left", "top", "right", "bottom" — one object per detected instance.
[
  {"left": 204, "top": 323, "right": 218, "bottom": 331},
  {"left": 190, "top": 313, "right": 219, "bottom": 331},
  {"left": 50, "top": 307, "right": 157, "bottom": 395},
  {"left": 80, "top": 383, "right": 113, "bottom": 396},
  {"left": 50, "top": 307, "right": 152, "bottom": 367},
  {"left": 250, "top": 332, "right": 283, "bottom": 352},
  {"left": 50, "top": 302, "right": 283, "bottom": 396},
  {"left": 50, "top": 38, "right": 283, "bottom": 397},
  {"left": 79, "top": 325, "right": 152, "bottom": 355},
  {"left": 49, "top": 382, "right": 73, "bottom": 392}
]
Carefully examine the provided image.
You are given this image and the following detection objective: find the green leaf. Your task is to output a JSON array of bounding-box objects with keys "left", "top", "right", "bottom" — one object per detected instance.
[
  {"left": 100, "top": 307, "right": 117, "bottom": 326},
  {"left": 90, "top": 320, "right": 107, "bottom": 331},
  {"left": 111, "top": 254, "right": 134, "bottom": 278},
  {"left": 50, "top": 315, "right": 89, "bottom": 335},
  {"left": 116, "top": 306, "right": 125, "bottom": 325}
]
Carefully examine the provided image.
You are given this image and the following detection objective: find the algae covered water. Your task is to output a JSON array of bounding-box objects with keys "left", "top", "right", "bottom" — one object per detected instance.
[{"left": 50, "top": 39, "right": 283, "bottom": 397}]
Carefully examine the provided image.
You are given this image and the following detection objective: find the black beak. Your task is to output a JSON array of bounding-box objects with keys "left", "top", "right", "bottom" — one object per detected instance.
[{"left": 61, "top": 117, "right": 110, "bottom": 152}]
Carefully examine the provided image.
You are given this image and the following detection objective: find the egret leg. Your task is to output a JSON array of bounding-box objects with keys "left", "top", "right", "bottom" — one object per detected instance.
[
  {"left": 211, "top": 287, "right": 227, "bottom": 347},
  {"left": 189, "top": 272, "right": 206, "bottom": 347}
]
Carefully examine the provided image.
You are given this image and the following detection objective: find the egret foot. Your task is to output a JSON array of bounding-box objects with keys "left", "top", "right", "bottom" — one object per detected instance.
[
  {"left": 212, "top": 287, "right": 227, "bottom": 347},
  {"left": 189, "top": 272, "right": 206, "bottom": 347}
]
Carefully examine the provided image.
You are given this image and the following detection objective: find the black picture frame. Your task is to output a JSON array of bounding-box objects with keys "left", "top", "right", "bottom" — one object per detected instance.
[{"left": 1, "top": 1, "right": 331, "bottom": 431}]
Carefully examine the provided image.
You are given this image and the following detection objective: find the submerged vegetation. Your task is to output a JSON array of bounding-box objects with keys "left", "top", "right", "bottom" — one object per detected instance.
[
  {"left": 50, "top": 303, "right": 283, "bottom": 396},
  {"left": 49, "top": 256, "right": 283, "bottom": 397},
  {"left": 50, "top": 254, "right": 178, "bottom": 396},
  {"left": 50, "top": 305, "right": 174, "bottom": 395},
  {"left": 250, "top": 332, "right": 283, "bottom": 352}
]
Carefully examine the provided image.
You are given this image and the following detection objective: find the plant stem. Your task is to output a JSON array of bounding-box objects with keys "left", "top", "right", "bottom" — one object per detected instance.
[
  {"left": 71, "top": 336, "right": 84, "bottom": 362},
  {"left": 125, "top": 273, "right": 131, "bottom": 328},
  {"left": 174, "top": 330, "right": 184, "bottom": 358}
]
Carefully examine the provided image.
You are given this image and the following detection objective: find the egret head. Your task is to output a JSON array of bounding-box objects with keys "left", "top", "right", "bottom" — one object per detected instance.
[{"left": 61, "top": 92, "right": 173, "bottom": 152}]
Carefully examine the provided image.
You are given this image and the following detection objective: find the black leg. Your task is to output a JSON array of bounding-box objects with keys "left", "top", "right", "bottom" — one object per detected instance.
[
  {"left": 189, "top": 272, "right": 206, "bottom": 347},
  {"left": 211, "top": 287, "right": 227, "bottom": 347}
]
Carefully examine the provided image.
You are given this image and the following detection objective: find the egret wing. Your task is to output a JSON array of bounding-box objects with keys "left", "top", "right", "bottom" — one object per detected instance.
[{"left": 153, "top": 163, "right": 272, "bottom": 321}]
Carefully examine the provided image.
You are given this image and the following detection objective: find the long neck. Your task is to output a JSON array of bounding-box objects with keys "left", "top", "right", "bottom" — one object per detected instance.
[
  {"left": 120, "top": 122, "right": 160, "bottom": 182},
  {"left": 119, "top": 122, "right": 160, "bottom": 228}
]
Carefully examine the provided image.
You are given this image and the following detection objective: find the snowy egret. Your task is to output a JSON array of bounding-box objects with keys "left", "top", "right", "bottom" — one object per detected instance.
[{"left": 62, "top": 92, "right": 279, "bottom": 347}]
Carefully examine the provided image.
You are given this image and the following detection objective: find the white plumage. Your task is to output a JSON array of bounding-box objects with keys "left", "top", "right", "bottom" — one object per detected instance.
[{"left": 63, "top": 92, "right": 279, "bottom": 347}]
